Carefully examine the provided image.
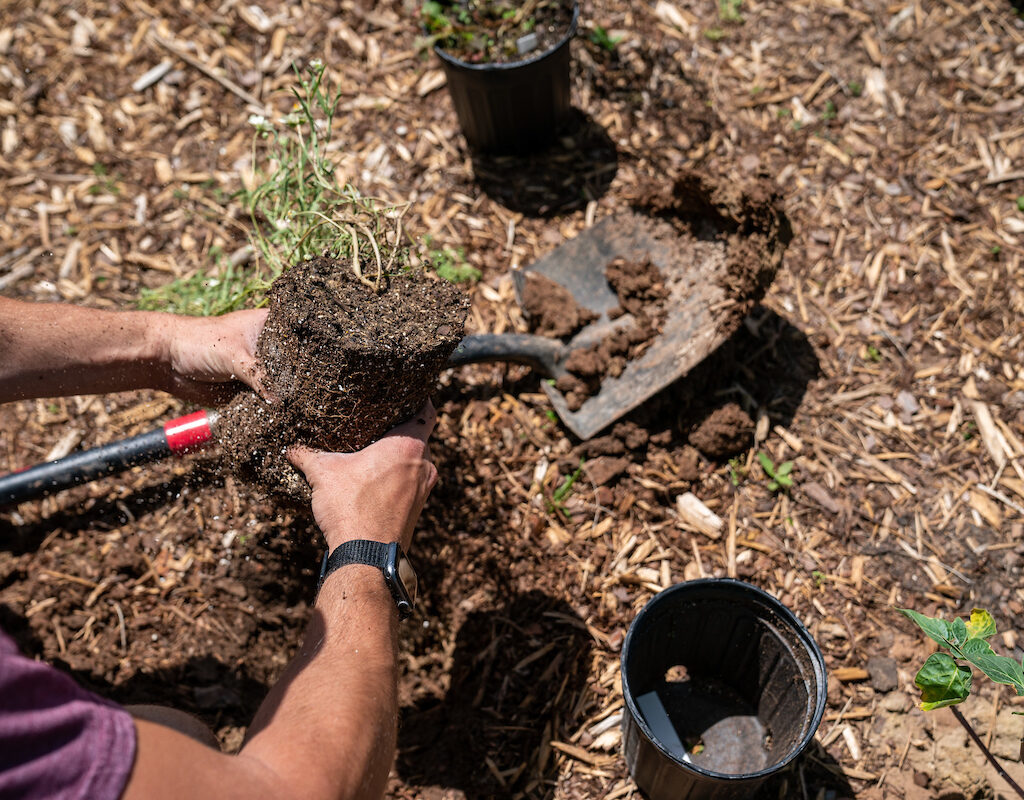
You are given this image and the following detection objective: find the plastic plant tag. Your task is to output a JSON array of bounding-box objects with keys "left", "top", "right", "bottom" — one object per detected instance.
[
  {"left": 636, "top": 691, "right": 689, "bottom": 762},
  {"left": 516, "top": 33, "right": 539, "bottom": 55}
]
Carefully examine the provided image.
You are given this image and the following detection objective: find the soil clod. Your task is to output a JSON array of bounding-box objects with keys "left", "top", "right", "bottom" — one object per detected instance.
[{"left": 218, "top": 257, "right": 469, "bottom": 500}]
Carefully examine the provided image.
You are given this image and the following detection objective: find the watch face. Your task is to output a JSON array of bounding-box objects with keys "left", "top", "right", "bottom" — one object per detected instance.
[{"left": 398, "top": 556, "right": 418, "bottom": 605}]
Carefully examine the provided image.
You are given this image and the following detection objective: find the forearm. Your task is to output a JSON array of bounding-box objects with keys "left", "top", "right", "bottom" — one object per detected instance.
[
  {"left": 0, "top": 297, "right": 176, "bottom": 402},
  {"left": 123, "top": 567, "right": 400, "bottom": 800},
  {"left": 241, "top": 567, "right": 400, "bottom": 799}
]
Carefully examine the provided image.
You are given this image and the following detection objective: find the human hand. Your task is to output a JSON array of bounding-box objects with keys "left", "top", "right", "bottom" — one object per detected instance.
[
  {"left": 288, "top": 403, "right": 438, "bottom": 552},
  {"left": 159, "top": 309, "right": 269, "bottom": 405}
]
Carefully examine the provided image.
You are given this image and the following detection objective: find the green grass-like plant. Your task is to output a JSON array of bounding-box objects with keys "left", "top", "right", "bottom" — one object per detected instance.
[
  {"left": 589, "top": 25, "right": 623, "bottom": 51},
  {"left": 140, "top": 61, "right": 410, "bottom": 316},
  {"left": 423, "top": 237, "right": 481, "bottom": 284}
]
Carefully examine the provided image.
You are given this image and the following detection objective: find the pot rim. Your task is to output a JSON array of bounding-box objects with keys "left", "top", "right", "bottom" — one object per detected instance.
[
  {"left": 620, "top": 577, "right": 828, "bottom": 782},
  {"left": 432, "top": 1, "right": 580, "bottom": 72}
]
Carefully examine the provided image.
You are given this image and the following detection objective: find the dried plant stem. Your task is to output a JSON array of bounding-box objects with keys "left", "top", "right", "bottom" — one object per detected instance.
[{"left": 950, "top": 705, "right": 1024, "bottom": 799}]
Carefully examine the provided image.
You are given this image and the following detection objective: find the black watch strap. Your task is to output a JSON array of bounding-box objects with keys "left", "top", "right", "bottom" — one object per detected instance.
[
  {"left": 318, "top": 540, "right": 416, "bottom": 620},
  {"left": 319, "top": 540, "right": 389, "bottom": 589}
]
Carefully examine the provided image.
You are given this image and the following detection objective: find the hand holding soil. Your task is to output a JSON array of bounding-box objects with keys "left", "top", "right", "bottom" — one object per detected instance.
[
  {"left": 218, "top": 257, "right": 468, "bottom": 501},
  {"left": 288, "top": 403, "right": 439, "bottom": 552},
  {"left": 159, "top": 308, "right": 269, "bottom": 405}
]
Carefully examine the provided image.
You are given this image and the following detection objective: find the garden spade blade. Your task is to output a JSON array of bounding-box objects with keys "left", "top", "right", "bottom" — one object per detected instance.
[{"left": 508, "top": 210, "right": 763, "bottom": 440}]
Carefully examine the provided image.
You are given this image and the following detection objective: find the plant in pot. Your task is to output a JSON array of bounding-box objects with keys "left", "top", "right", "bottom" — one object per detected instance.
[{"left": 420, "top": 0, "right": 580, "bottom": 154}]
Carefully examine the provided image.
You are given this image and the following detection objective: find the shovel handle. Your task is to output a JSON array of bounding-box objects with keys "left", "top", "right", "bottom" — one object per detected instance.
[
  {"left": 0, "top": 410, "right": 216, "bottom": 507},
  {"left": 449, "top": 333, "right": 565, "bottom": 377},
  {"left": 1, "top": 334, "right": 565, "bottom": 507}
]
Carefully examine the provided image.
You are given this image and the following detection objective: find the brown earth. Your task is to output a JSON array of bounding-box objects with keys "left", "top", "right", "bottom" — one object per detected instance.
[
  {"left": 520, "top": 272, "right": 596, "bottom": 338},
  {"left": 217, "top": 256, "right": 469, "bottom": 500},
  {"left": 430, "top": 0, "right": 575, "bottom": 65},
  {"left": 555, "top": 253, "right": 670, "bottom": 410},
  {"left": 3, "top": 1, "right": 1024, "bottom": 799}
]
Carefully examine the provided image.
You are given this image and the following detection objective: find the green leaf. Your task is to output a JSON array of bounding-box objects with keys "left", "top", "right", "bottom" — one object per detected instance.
[
  {"left": 965, "top": 608, "right": 997, "bottom": 640},
  {"left": 960, "top": 638, "right": 1024, "bottom": 695},
  {"left": 898, "top": 608, "right": 954, "bottom": 649},
  {"left": 757, "top": 451, "right": 775, "bottom": 476},
  {"left": 949, "top": 617, "right": 968, "bottom": 647},
  {"left": 915, "top": 652, "right": 972, "bottom": 710},
  {"left": 776, "top": 461, "right": 794, "bottom": 477}
]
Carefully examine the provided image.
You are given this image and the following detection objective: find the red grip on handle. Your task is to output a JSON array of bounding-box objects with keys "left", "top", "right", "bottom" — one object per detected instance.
[{"left": 164, "top": 411, "right": 214, "bottom": 455}]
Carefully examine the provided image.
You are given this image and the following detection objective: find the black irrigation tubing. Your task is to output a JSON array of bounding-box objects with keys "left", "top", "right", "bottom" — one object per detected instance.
[{"left": 950, "top": 704, "right": 1024, "bottom": 799}]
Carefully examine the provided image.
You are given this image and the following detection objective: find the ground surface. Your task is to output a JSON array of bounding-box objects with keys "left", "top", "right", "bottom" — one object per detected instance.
[{"left": 2, "top": 0, "right": 1024, "bottom": 798}]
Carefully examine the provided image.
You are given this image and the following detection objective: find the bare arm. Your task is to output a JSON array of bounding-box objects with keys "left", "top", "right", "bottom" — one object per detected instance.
[
  {"left": 122, "top": 405, "right": 438, "bottom": 800},
  {"left": 0, "top": 296, "right": 267, "bottom": 404}
]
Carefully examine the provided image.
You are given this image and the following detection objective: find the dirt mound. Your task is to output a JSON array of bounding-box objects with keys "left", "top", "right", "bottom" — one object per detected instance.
[
  {"left": 631, "top": 169, "right": 791, "bottom": 320},
  {"left": 217, "top": 257, "right": 469, "bottom": 499},
  {"left": 688, "top": 403, "right": 755, "bottom": 459}
]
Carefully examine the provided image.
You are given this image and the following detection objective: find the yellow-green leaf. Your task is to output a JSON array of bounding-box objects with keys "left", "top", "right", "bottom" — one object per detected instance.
[{"left": 965, "top": 608, "right": 997, "bottom": 640}]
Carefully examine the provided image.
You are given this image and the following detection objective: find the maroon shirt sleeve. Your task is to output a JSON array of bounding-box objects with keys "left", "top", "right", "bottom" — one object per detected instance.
[{"left": 0, "top": 629, "right": 137, "bottom": 800}]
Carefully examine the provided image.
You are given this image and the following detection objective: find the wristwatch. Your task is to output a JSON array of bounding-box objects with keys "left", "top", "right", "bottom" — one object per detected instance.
[{"left": 318, "top": 540, "right": 418, "bottom": 620}]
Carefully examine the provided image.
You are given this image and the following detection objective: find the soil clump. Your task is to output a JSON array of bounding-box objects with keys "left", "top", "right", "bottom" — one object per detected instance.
[
  {"left": 631, "top": 169, "right": 791, "bottom": 321},
  {"left": 688, "top": 402, "right": 755, "bottom": 458},
  {"left": 553, "top": 254, "right": 669, "bottom": 411},
  {"left": 520, "top": 272, "right": 596, "bottom": 338},
  {"left": 218, "top": 257, "right": 469, "bottom": 500}
]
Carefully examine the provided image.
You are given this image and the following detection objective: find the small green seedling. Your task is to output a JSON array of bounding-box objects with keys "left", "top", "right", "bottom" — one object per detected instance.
[
  {"left": 847, "top": 80, "right": 863, "bottom": 97},
  {"left": 589, "top": 25, "right": 623, "bottom": 51},
  {"left": 1017, "top": 196, "right": 1024, "bottom": 212},
  {"left": 704, "top": 27, "right": 725, "bottom": 41},
  {"left": 719, "top": 0, "right": 743, "bottom": 23},
  {"left": 548, "top": 459, "right": 584, "bottom": 516},
  {"left": 899, "top": 608, "right": 1024, "bottom": 710},
  {"left": 866, "top": 344, "right": 882, "bottom": 362},
  {"left": 727, "top": 456, "right": 746, "bottom": 487},
  {"left": 900, "top": 607, "right": 1024, "bottom": 797},
  {"left": 757, "top": 451, "right": 793, "bottom": 492},
  {"left": 423, "top": 236, "right": 480, "bottom": 284},
  {"left": 821, "top": 100, "right": 837, "bottom": 121}
]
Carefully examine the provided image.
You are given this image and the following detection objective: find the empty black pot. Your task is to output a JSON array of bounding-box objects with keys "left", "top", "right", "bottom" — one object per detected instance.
[
  {"left": 621, "top": 579, "right": 827, "bottom": 800},
  {"left": 433, "top": 3, "right": 579, "bottom": 154}
]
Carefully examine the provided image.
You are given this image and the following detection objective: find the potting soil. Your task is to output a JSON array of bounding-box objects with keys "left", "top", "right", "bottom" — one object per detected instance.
[{"left": 217, "top": 256, "right": 469, "bottom": 500}]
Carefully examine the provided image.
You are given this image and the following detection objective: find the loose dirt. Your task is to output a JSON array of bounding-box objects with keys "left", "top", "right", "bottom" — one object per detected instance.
[
  {"left": 217, "top": 257, "right": 469, "bottom": 499},
  {"left": 520, "top": 272, "right": 596, "bottom": 338},
  {"left": 429, "top": 0, "right": 575, "bottom": 64},
  {"left": 554, "top": 253, "right": 670, "bottom": 411}
]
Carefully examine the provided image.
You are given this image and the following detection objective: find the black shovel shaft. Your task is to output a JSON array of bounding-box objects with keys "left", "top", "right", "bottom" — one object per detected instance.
[
  {"left": 0, "top": 410, "right": 216, "bottom": 507},
  {"left": 0, "top": 429, "right": 171, "bottom": 506},
  {"left": 0, "top": 333, "right": 565, "bottom": 507}
]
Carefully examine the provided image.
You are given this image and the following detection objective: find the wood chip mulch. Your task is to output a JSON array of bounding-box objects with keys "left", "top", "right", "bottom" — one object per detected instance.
[{"left": 2, "top": 0, "right": 1024, "bottom": 797}]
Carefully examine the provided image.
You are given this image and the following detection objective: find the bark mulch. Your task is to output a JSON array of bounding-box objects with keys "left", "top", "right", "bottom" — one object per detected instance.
[{"left": 3, "top": 0, "right": 1024, "bottom": 798}]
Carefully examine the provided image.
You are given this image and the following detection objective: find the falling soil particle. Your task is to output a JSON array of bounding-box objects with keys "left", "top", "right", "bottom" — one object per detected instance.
[
  {"left": 688, "top": 402, "right": 755, "bottom": 459},
  {"left": 217, "top": 256, "right": 469, "bottom": 499},
  {"left": 520, "top": 272, "right": 596, "bottom": 338}
]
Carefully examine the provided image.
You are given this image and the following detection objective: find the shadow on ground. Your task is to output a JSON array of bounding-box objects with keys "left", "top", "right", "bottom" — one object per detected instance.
[
  {"left": 396, "top": 589, "right": 592, "bottom": 799},
  {"left": 471, "top": 108, "right": 618, "bottom": 217}
]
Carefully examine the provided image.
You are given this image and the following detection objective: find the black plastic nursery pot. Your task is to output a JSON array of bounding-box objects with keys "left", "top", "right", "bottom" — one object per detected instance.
[
  {"left": 620, "top": 579, "right": 827, "bottom": 800},
  {"left": 433, "top": 3, "right": 579, "bottom": 154}
]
